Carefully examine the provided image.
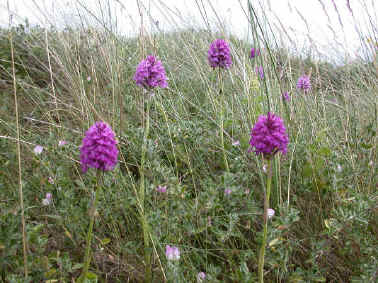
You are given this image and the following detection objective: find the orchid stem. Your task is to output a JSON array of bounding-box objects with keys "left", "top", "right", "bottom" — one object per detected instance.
[
  {"left": 141, "top": 98, "right": 152, "bottom": 282},
  {"left": 78, "top": 172, "right": 102, "bottom": 282},
  {"left": 258, "top": 158, "right": 272, "bottom": 283},
  {"left": 218, "top": 68, "right": 229, "bottom": 172}
]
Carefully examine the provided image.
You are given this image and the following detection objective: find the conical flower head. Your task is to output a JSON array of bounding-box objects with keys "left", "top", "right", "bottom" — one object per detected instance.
[
  {"left": 250, "top": 47, "right": 260, "bottom": 58},
  {"left": 296, "top": 75, "right": 311, "bottom": 92},
  {"left": 134, "top": 55, "right": 168, "bottom": 89},
  {"left": 249, "top": 112, "right": 289, "bottom": 158},
  {"left": 80, "top": 121, "right": 118, "bottom": 173},
  {"left": 208, "top": 39, "right": 232, "bottom": 69}
]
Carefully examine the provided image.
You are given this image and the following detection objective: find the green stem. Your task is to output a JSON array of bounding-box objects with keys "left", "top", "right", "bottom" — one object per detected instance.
[
  {"left": 78, "top": 174, "right": 102, "bottom": 282},
  {"left": 140, "top": 99, "right": 151, "bottom": 283},
  {"left": 258, "top": 158, "right": 272, "bottom": 283},
  {"left": 218, "top": 68, "right": 229, "bottom": 172}
]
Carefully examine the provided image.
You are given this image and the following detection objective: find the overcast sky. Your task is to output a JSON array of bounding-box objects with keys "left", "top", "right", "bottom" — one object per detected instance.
[{"left": 1, "top": 0, "right": 376, "bottom": 62}]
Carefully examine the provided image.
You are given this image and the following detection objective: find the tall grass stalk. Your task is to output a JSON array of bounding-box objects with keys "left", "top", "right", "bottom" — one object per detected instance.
[
  {"left": 44, "top": 28, "right": 60, "bottom": 125},
  {"left": 9, "top": 26, "right": 28, "bottom": 279}
]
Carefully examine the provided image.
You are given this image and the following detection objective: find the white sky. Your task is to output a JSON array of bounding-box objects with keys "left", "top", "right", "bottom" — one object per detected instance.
[{"left": 1, "top": 0, "right": 376, "bottom": 63}]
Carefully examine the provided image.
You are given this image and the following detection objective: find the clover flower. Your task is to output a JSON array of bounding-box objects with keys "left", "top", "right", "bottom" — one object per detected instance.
[
  {"left": 42, "top": 192, "right": 52, "bottom": 206},
  {"left": 48, "top": 177, "right": 54, "bottom": 184},
  {"left": 58, "top": 140, "right": 67, "bottom": 147},
  {"left": 262, "top": 164, "right": 267, "bottom": 173},
  {"left": 34, "top": 145, "right": 43, "bottom": 155},
  {"left": 296, "top": 75, "right": 311, "bottom": 92},
  {"left": 267, "top": 208, "right": 275, "bottom": 219},
  {"left": 134, "top": 55, "right": 168, "bottom": 89},
  {"left": 197, "top": 272, "right": 206, "bottom": 282},
  {"left": 250, "top": 47, "right": 260, "bottom": 58},
  {"left": 224, "top": 188, "right": 232, "bottom": 195},
  {"left": 232, "top": 140, "right": 240, "bottom": 146},
  {"left": 336, "top": 164, "right": 342, "bottom": 173},
  {"left": 156, "top": 185, "right": 167, "bottom": 193},
  {"left": 166, "top": 245, "right": 180, "bottom": 261},
  {"left": 80, "top": 121, "right": 118, "bottom": 173},
  {"left": 249, "top": 112, "right": 289, "bottom": 158},
  {"left": 207, "top": 39, "right": 232, "bottom": 69}
]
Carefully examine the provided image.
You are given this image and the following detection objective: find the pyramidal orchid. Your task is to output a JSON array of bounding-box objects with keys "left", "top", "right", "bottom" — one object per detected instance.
[
  {"left": 249, "top": 112, "right": 289, "bottom": 159},
  {"left": 207, "top": 39, "right": 232, "bottom": 69},
  {"left": 249, "top": 112, "right": 289, "bottom": 283},
  {"left": 134, "top": 55, "right": 168, "bottom": 89},
  {"left": 296, "top": 74, "right": 311, "bottom": 92},
  {"left": 208, "top": 39, "right": 232, "bottom": 172},
  {"left": 80, "top": 121, "right": 118, "bottom": 173},
  {"left": 250, "top": 47, "right": 260, "bottom": 58},
  {"left": 78, "top": 121, "right": 118, "bottom": 282},
  {"left": 134, "top": 55, "right": 168, "bottom": 282}
]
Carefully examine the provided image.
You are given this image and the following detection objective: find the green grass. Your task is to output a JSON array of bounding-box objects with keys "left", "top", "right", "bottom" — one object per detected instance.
[{"left": 0, "top": 1, "right": 377, "bottom": 282}]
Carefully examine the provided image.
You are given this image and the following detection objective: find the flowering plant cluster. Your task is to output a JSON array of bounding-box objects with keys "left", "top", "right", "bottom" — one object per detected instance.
[
  {"left": 80, "top": 121, "right": 119, "bottom": 173},
  {"left": 73, "top": 39, "right": 296, "bottom": 282}
]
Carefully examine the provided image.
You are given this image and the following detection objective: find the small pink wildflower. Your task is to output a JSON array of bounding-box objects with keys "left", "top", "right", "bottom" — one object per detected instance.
[
  {"left": 42, "top": 193, "right": 52, "bottom": 206},
  {"left": 262, "top": 164, "right": 267, "bottom": 173},
  {"left": 48, "top": 177, "right": 55, "bottom": 184},
  {"left": 33, "top": 145, "right": 43, "bottom": 155},
  {"left": 267, "top": 208, "right": 275, "bottom": 219},
  {"left": 224, "top": 188, "right": 232, "bottom": 195},
  {"left": 58, "top": 140, "right": 67, "bottom": 147},
  {"left": 232, "top": 140, "right": 240, "bottom": 146},
  {"left": 156, "top": 185, "right": 167, "bottom": 193},
  {"left": 336, "top": 164, "right": 342, "bottom": 173},
  {"left": 197, "top": 272, "right": 206, "bottom": 282},
  {"left": 166, "top": 245, "right": 180, "bottom": 261}
]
